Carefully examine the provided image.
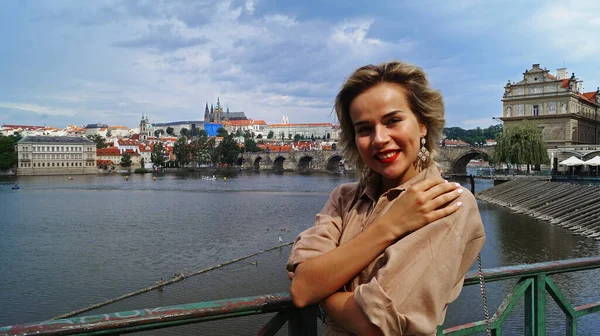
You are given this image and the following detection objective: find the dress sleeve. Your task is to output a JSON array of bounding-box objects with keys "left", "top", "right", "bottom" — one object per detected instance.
[
  {"left": 286, "top": 184, "right": 350, "bottom": 277},
  {"left": 354, "top": 191, "right": 485, "bottom": 335}
]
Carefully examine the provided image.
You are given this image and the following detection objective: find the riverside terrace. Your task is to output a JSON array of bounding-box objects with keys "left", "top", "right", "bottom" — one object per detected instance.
[
  {"left": 1, "top": 256, "right": 598, "bottom": 335},
  {"left": 238, "top": 146, "right": 497, "bottom": 174}
]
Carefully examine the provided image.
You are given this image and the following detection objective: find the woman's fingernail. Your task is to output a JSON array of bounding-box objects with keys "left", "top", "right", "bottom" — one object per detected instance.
[
  {"left": 457, "top": 188, "right": 463, "bottom": 194},
  {"left": 457, "top": 201, "right": 463, "bottom": 207},
  {"left": 455, "top": 182, "right": 461, "bottom": 188}
]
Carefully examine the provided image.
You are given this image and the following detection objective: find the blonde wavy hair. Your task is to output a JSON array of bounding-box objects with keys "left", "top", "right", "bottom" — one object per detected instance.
[{"left": 334, "top": 61, "right": 445, "bottom": 179}]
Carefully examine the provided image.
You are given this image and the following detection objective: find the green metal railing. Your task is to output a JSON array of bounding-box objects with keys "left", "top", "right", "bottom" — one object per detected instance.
[{"left": 1, "top": 256, "right": 599, "bottom": 336}]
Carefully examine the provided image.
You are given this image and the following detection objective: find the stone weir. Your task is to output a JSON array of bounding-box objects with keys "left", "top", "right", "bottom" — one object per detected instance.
[{"left": 477, "top": 180, "right": 600, "bottom": 240}]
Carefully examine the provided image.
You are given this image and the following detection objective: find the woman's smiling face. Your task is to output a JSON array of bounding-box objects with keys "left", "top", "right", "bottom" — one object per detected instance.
[{"left": 350, "top": 82, "right": 427, "bottom": 188}]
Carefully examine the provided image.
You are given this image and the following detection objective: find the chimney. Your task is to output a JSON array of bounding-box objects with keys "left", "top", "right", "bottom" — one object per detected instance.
[{"left": 556, "top": 68, "right": 568, "bottom": 80}]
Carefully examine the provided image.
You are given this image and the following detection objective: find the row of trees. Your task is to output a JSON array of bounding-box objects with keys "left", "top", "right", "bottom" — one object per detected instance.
[
  {"left": 151, "top": 129, "right": 262, "bottom": 167},
  {"left": 0, "top": 134, "right": 21, "bottom": 171},
  {"left": 443, "top": 124, "right": 503, "bottom": 146}
]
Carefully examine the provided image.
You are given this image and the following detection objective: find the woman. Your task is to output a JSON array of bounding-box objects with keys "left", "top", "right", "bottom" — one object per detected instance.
[{"left": 287, "top": 61, "right": 485, "bottom": 335}]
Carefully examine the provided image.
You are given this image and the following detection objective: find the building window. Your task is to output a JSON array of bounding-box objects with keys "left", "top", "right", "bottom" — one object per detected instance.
[{"left": 533, "top": 105, "right": 539, "bottom": 116}]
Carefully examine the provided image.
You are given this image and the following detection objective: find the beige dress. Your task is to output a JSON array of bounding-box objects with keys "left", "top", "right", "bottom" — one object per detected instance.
[{"left": 286, "top": 165, "right": 486, "bottom": 335}]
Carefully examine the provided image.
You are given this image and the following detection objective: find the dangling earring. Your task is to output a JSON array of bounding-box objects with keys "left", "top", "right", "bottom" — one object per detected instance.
[{"left": 417, "top": 137, "right": 430, "bottom": 165}]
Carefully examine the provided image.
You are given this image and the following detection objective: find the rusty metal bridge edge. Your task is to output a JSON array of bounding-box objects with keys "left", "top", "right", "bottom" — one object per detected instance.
[{"left": 1, "top": 256, "right": 599, "bottom": 336}]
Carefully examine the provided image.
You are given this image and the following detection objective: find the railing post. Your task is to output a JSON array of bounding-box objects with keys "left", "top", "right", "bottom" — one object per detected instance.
[
  {"left": 288, "top": 306, "right": 318, "bottom": 336},
  {"left": 525, "top": 275, "right": 546, "bottom": 336}
]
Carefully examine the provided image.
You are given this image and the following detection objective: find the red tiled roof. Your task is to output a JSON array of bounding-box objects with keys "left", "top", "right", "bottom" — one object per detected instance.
[
  {"left": 581, "top": 91, "right": 597, "bottom": 104},
  {"left": 130, "top": 134, "right": 140, "bottom": 140},
  {"left": 117, "top": 139, "right": 139, "bottom": 146},
  {"left": 123, "top": 149, "right": 140, "bottom": 156},
  {"left": 97, "top": 147, "right": 121, "bottom": 156},
  {"left": 561, "top": 79, "right": 570, "bottom": 89},
  {"left": 2, "top": 124, "right": 45, "bottom": 130},
  {"left": 138, "top": 144, "right": 153, "bottom": 152},
  {"left": 96, "top": 160, "right": 114, "bottom": 165},
  {"left": 547, "top": 73, "right": 556, "bottom": 80}
]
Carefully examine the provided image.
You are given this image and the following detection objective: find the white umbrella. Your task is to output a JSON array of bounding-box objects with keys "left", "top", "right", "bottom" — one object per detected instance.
[
  {"left": 584, "top": 156, "right": 600, "bottom": 166},
  {"left": 559, "top": 156, "right": 585, "bottom": 166}
]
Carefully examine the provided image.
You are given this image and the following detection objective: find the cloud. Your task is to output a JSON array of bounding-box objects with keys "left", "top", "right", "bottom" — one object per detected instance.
[
  {"left": 113, "top": 21, "right": 209, "bottom": 51},
  {"left": 0, "top": 102, "right": 77, "bottom": 117},
  {"left": 528, "top": 0, "right": 600, "bottom": 61}
]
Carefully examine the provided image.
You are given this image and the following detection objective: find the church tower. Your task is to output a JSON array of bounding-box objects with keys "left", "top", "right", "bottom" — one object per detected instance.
[
  {"left": 204, "top": 102, "right": 210, "bottom": 122},
  {"left": 140, "top": 114, "right": 148, "bottom": 141},
  {"left": 214, "top": 97, "right": 223, "bottom": 123}
]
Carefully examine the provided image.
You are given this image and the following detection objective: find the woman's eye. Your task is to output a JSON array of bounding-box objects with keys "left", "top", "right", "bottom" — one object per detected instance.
[
  {"left": 356, "top": 126, "right": 370, "bottom": 134},
  {"left": 387, "top": 118, "right": 401, "bottom": 125}
]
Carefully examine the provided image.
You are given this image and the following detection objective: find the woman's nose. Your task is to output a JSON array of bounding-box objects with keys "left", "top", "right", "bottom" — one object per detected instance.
[{"left": 372, "top": 125, "right": 390, "bottom": 146}]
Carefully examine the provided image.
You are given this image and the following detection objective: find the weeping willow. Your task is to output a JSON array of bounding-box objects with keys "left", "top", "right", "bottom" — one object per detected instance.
[{"left": 493, "top": 119, "right": 550, "bottom": 173}]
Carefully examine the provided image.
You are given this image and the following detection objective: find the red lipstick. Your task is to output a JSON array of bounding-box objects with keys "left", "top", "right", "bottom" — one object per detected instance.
[{"left": 376, "top": 151, "right": 400, "bottom": 164}]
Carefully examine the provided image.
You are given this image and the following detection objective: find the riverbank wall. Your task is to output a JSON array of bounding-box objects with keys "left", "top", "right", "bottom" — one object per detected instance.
[{"left": 476, "top": 180, "right": 600, "bottom": 240}]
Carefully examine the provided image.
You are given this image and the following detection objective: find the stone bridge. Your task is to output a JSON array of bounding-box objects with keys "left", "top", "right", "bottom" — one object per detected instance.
[
  {"left": 238, "top": 150, "right": 345, "bottom": 172},
  {"left": 238, "top": 146, "right": 496, "bottom": 174},
  {"left": 437, "top": 145, "right": 496, "bottom": 174}
]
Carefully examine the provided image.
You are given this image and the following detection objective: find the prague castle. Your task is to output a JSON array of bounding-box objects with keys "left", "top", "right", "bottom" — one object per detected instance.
[
  {"left": 203, "top": 98, "right": 247, "bottom": 123},
  {"left": 501, "top": 64, "right": 600, "bottom": 146}
]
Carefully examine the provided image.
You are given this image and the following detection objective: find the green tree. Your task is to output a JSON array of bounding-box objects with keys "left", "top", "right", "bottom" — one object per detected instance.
[
  {"left": 243, "top": 138, "right": 262, "bottom": 153},
  {"left": 9, "top": 133, "right": 22, "bottom": 143},
  {"left": 140, "top": 157, "right": 145, "bottom": 168},
  {"left": 217, "top": 133, "right": 240, "bottom": 165},
  {"left": 198, "top": 130, "right": 208, "bottom": 137},
  {"left": 106, "top": 129, "right": 112, "bottom": 137},
  {"left": 151, "top": 142, "right": 166, "bottom": 167},
  {"left": 217, "top": 127, "right": 228, "bottom": 137},
  {"left": 180, "top": 128, "right": 190, "bottom": 138},
  {"left": 192, "top": 136, "right": 214, "bottom": 165},
  {"left": 0, "top": 135, "right": 17, "bottom": 171},
  {"left": 256, "top": 134, "right": 263, "bottom": 139},
  {"left": 166, "top": 127, "right": 175, "bottom": 136},
  {"left": 120, "top": 152, "right": 132, "bottom": 168},
  {"left": 493, "top": 120, "right": 549, "bottom": 173},
  {"left": 267, "top": 131, "right": 274, "bottom": 139},
  {"left": 173, "top": 137, "right": 191, "bottom": 166},
  {"left": 235, "top": 129, "right": 243, "bottom": 137},
  {"left": 293, "top": 134, "right": 301, "bottom": 142},
  {"left": 154, "top": 129, "right": 164, "bottom": 138},
  {"left": 288, "top": 133, "right": 292, "bottom": 140},
  {"left": 86, "top": 134, "right": 107, "bottom": 149}
]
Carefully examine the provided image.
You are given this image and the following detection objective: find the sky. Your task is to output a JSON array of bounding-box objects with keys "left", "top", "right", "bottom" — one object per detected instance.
[{"left": 1, "top": 0, "right": 599, "bottom": 130}]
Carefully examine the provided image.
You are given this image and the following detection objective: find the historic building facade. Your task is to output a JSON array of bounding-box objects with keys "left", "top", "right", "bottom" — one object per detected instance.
[
  {"left": 138, "top": 115, "right": 153, "bottom": 141},
  {"left": 501, "top": 64, "right": 600, "bottom": 146},
  {"left": 204, "top": 98, "right": 247, "bottom": 123},
  {"left": 16, "top": 136, "right": 97, "bottom": 175}
]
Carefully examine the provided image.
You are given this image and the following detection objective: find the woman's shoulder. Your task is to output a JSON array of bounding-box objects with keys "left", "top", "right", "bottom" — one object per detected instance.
[{"left": 328, "top": 182, "right": 364, "bottom": 209}]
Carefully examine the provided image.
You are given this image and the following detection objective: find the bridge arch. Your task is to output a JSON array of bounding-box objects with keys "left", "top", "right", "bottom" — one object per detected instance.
[
  {"left": 273, "top": 156, "right": 286, "bottom": 171},
  {"left": 298, "top": 156, "right": 313, "bottom": 172},
  {"left": 560, "top": 151, "right": 585, "bottom": 159},
  {"left": 450, "top": 149, "right": 490, "bottom": 174},
  {"left": 236, "top": 157, "right": 245, "bottom": 166},
  {"left": 253, "top": 156, "right": 262, "bottom": 170},
  {"left": 326, "top": 154, "right": 343, "bottom": 172},
  {"left": 583, "top": 151, "right": 600, "bottom": 160}
]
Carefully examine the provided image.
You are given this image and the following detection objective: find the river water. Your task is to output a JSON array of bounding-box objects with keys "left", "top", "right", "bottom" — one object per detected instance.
[{"left": 0, "top": 172, "right": 598, "bottom": 335}]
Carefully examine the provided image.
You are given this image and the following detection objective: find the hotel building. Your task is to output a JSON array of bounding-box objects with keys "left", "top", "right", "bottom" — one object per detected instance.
[{"left": 16, "top": 136, "right": 97, "bottom": 176}]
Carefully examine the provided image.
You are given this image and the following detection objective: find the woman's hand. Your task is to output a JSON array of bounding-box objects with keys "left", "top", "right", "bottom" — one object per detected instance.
[{"left": 375, "top": 178, "right": 463, "bottom": 240}]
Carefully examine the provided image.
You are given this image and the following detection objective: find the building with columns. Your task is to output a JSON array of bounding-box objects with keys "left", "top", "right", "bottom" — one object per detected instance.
[
  {"left": 500, "top": 63, "right": 600, "bottom": 146},
  {"left": 16, "top": 136, "right": 97, "bottom": 175}
]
